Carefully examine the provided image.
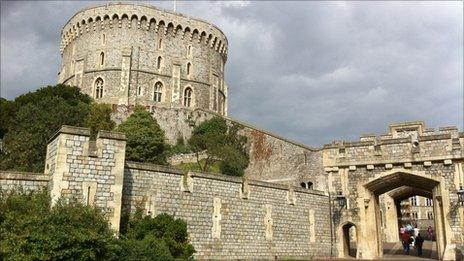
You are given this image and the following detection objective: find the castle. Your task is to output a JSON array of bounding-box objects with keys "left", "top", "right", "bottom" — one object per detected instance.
[{"left": 1, "top": 3, "right": 463, "bottom": 260}]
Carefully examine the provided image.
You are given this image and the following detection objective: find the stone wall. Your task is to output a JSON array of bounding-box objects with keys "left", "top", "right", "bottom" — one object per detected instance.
[
  {"left": 123, "top": 161, "right": 332, "bottom": 259},
  {"left": 45, "top": 125, "right": 127, "bottom": 231},
  {"left": 0, "top": 171, "right": 49, "bottom": 191}
]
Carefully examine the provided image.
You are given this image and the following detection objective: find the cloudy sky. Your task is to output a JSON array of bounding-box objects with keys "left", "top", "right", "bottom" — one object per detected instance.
[{"left": 1, "top": 1, "right": 462, "bottom": 146}]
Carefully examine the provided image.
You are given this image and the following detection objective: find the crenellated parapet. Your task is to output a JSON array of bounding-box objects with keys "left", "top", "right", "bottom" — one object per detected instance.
[
  {"left": 60, "top": 2, "right": 228, "bottom": 59},
  {"left": 322, "top": 121, "right": 463, "bottom": 170}
]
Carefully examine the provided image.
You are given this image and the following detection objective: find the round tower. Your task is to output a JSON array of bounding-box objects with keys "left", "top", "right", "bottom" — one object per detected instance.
[{"left": 58, "top": 2, "right": 228, "bottom": 115}]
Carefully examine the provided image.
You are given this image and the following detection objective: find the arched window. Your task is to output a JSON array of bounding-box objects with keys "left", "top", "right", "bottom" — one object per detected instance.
[
  {"left": 186, "top": 62, "right": 191, "bottom": 76},
  {"left": 102, "top": 33, "right": 106, "bottom": 45},
  {"left": 158, "top": 38, "right": 163, "bottom": 50},
  {"left": 157, "top": 56, "right": 162, "bottom": 70},
  {"left": 183, "top": 87, "right": 192, "bottom": 107},
  {"left": 95, "top": 78, "right": 104, "bottom": 99},
  {"left": 187, "top": 45, "right": 192, "bottom": 56},
  {"left": 100, "top": 52, "right": 105, "bottom": 66},
  {"left": 154, "top": 82, "right": 163, "bottom": 102}
]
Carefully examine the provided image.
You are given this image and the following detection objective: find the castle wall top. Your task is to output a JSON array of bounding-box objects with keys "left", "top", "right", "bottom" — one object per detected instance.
[{"left": 60, "top": 2, "right": 228, "bottom": 58}]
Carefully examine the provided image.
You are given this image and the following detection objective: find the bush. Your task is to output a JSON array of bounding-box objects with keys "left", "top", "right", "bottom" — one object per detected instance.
[
  {"left": 0, "top": 189, "right": 116, "bottom": 260},
  {"left": 122, "top": 211, "right": 195, "bottom": 259}
]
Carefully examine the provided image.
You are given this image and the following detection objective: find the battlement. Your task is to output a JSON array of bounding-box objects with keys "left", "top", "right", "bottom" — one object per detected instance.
[
  {"left": 323, "top": 122, "right": 463, "bottom": 168},
  {"left": 60, "top": 2, "right": 228, "bottom": 58}
]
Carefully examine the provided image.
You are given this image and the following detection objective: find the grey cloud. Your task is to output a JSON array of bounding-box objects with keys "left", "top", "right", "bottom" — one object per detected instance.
[{"left": 1, "top": 1, "right": 462, "bottom": 146}]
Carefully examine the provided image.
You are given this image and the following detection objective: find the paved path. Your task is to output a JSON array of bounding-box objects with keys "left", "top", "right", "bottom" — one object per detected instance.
[{"left": 318, "top": 240, "right": 438, "bottom": 260}]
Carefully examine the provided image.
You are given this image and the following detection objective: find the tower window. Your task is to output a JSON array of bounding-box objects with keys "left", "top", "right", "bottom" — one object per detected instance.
[
  {"left": 158, "top": 38, "right": 163, "bottom": 50},
  {"left": 186, "top": 62, "right": 191, "bottom": 76},
  {"left": 137, "top": 86, "right": 143, "bottom": 96},
  {"left": 94, "top": 78, "right": 104, "bottom": 99},
  {"left": 100, "top": 52, "right": 105, "bottom": 66},
  {"left": 102, "top": 33, "right": 106, "bottom": 45},
  {"left": 183, "top": 87, "right": 192, "bottom": 107},
  {"left": 187, "top": 45, "right": 192, "bottom": 56},
  {"left": 157, "top": 56, "right": 162, "bottom": 70},
  {"left": 154, "top": 82, "right": 163, "bottom": 102}
]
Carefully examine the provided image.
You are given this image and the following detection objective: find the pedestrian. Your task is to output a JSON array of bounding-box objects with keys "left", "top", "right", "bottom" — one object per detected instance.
[
  {"left": 427, "top": 226, "right": 433, "bottom": 240},
  {"left": 401, "top": 232, "right": 411, "bottom": 254},
  {"left": 413, "top": 224, "right": 419, "bottom": 237},
  {"left": 415, "top": 233, "right": 424, "bottom": 256}
]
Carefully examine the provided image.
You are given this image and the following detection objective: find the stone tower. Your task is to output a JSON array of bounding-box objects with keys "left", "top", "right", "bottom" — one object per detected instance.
[{"left": 58, "top": 2, "right": 228, "bottom": 115}]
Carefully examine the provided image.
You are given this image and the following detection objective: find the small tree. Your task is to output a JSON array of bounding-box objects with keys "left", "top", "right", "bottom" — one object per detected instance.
[
  {"left": 188, "top": 117, "right": 249, "bottom": 176},
  {"left": 85, "top": 103, "right": 116, "bottom": 139},
  {"left": 116, "top": 106, "right": 168, "bottom": 165}
]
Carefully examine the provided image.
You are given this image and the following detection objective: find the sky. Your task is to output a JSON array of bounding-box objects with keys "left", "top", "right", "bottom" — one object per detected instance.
[{"left": 1, "top": 1, "right": 463, "bottom": 147}]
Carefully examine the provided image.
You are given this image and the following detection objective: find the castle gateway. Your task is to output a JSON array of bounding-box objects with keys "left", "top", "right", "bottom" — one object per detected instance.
[{"left": 1, "top": 2, "right": 462, "bottom": 260}]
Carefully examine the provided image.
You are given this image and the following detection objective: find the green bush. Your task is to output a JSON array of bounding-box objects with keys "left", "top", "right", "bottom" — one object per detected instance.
[
  {"left": 0, "top": 189, "right": 116, "bottom": 260},
  {"left": 116, "top": 105, "right": 169, "bottom": 165},
  {"left": 122, "top": 211, "right": 195, "bottom": 259}
]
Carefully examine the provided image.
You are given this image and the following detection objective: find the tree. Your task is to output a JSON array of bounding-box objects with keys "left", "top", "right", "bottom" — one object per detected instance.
[
  {"left": 0, "top": 189, "right": 117, "bottom": 260},
  {"left": 188, "top": 117, "right": 249, "bottom": 176},
  {"left": 116, "top": 106, "right": 168, "bottom": 165},
  {"left": 0, "top": 85, "right": 115, "bottom": 172},
  {"left": 85, "top": 103, "right": 116, "bottom": 139}
]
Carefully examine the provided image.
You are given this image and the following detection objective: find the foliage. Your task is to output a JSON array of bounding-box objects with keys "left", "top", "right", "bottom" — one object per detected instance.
[
  {"left": 168, "top": 136, "right": 192, "bottom": 156},
  {"left": 0, "top": 98, "right": 13, "bottom": 139},
  {"left": 174, "top": 159, "right": 221, "bottom": 174},
  {"left": 0, "top": 189, "right": 116, "bottom": 260},
  {"left": 188, "top": 117, "right": 249, "bottom": 176},
  {"left": 0, "top": 84, "right": 115, "bottom": 172},
  {"left": 0, "top": 190, "right": 195, "bottom": 260},
  {"left": 120, "top": 210, "right": 195, "bottom": 260},
  {"left": 85, "top": 103, "right": 116, "bottom": 139},
  {"left": 116, "top": 105, "right": 169, "bottom": 165}
]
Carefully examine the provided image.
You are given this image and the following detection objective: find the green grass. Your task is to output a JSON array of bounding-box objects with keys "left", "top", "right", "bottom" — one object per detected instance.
[{"left": 174, "top": 159, "right": 221, "bottom": 174}]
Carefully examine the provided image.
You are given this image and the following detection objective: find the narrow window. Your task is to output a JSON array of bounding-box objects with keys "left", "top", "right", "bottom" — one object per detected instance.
[
  {"left": 183, "top": 87, "right": 192, "bottom": 107},
  {"left": 154, "top": 82, "right": 163, "bottom": 102},
  {"left": 100, "top": 52, "right": 105, "bottom": 66},
  {"left": 95, "top": 78, "right": 104, "bottom": 99},
  {"left": 86, "top": 186, "right": 91, "bottom": 205},
  {"left": 102, "top": 33, "right": 106, "bottom": 45},
  {"left": 186, "top": 62, "right": 191, "bottom": 76},
  {"left": 307, "top": 182, "right": 313, "bottom": 190},
  {"left": 187, "top": 45, "right": 192, "bottom": 56},
  {"left": 158, "top": 38, "right": 163, "bottom": 50},
  {"left": 157, "top": 56, "right": 162, "bottom": 70},
  {"left": 137, "top": 86, "right": 142, "bottom": 96}
]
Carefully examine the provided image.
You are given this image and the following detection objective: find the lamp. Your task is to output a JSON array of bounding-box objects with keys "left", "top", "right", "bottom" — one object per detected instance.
[
  {"left": 335, "top": 192, "right": 347, "bottom": 208},
  {"left": 457, "top": 185, "right": 464, "bottom": 204}
]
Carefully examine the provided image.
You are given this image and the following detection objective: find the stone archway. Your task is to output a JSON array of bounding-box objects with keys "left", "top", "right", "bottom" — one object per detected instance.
[
  {"left": 339, "top": 221, "right": 358, "bottom": 258},
  {"left": 356, "top": 169, "right": 453, "bottom": 260}
]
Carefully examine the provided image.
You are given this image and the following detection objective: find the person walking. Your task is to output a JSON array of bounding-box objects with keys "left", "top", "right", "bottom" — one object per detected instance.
[
  {"left": 401, "top": 232, "right": 411, "bottom": 254},
  {"left": 415, "top": 233, "right": 425, "bottom": 256},
  {"left": 427, "top": 226, "right": 434, "bottom": 240}
]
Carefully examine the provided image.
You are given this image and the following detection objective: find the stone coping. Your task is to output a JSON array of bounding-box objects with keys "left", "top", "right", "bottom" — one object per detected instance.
[
  {"left": 125, "top": 161, "right": 327, "bottom": 196},
  {"left": 0, "top": 170, "right": 49, "bottom": 181},
  {"left": 49, "top": 125, "right": 90, "bottom": 142},
  {"left": 50, "top": 125, "right": 126, "bottom": 142},
  {"left": 97, "top": 130, "right": 126, "bottom": 141}
]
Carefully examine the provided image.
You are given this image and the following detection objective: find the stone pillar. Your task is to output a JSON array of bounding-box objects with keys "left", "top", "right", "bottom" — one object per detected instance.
[
  {"left": 383, "top": 195, "right": 399, "bottom": 242},
  {"left": 45, "top": 125, "right": 126, "bottom": 232}
]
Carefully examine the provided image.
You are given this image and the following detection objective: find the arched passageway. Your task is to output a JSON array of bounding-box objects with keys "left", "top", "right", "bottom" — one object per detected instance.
[
  {"left": 354, "top": 170, "right": 450, "bottom": 260},
  {"left": 340, "top": 222, "right": 357, "bottom": 258}
]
